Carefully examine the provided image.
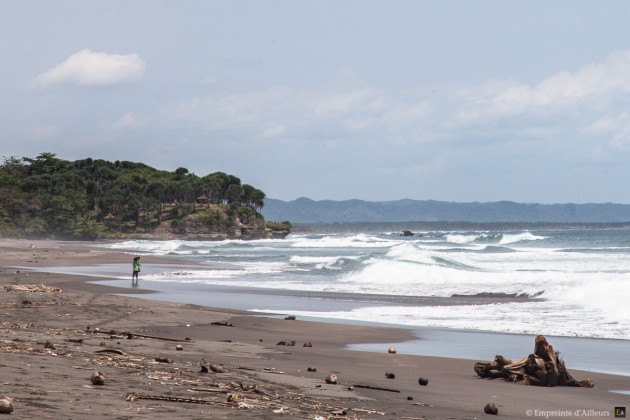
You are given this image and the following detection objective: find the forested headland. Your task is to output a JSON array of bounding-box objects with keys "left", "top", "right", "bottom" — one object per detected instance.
[{"left": 0, "top": 153, "right": 291, "bottom": 240}]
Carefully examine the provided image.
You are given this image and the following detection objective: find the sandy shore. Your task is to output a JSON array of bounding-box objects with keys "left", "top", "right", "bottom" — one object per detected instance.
[{"left": 0, "top": 239, "right": 628, "bottom": 419}]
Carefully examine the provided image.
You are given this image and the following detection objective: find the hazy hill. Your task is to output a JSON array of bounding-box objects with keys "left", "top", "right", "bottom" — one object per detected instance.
[{"left": 262, "top": 197, "right": 630, "bottom": 224}]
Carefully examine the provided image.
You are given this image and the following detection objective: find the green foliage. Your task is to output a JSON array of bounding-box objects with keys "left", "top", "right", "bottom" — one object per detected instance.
[
  {"left": 198, "top": 208, "right": 228, "bottom": 228},
  {"left": 265, "top": 220, "right": 293, "bottom": 229},
  {"left": 0, "top": 152, "right": 275, "bottom": 239},
  {"left": 171, "top": 203, "right": 196, "bottom": 218}
]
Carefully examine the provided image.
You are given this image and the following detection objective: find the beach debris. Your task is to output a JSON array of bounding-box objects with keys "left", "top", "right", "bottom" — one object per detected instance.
[
  {"left": 474, "top": 335, "right": 594, "bottom": 387},
  {"left": 155, "top": 357, "right": 173, "bottom": 364},
  {"left": 385, "top": 372, "right": 396, "bottom": 379},
  {"left": 124, "top": 393, "right": 217, "bottom": 405},
  {"left": 211, "top": 321, "right": 233, "bottom": 327},
  {"left": 307, "top": 367, "right": 317, "bottom": 372},
  {"left": 21, "top": 300, "right": 33, "bottom": 306},
  {"left": 387, "top": 346, "right": 397, "bottom": 354},
  {"left": 484, "top": 401, "right": 498, "bottom": 415},
  {"left": 353, "top": 384, "right": 400, "bottom": 393},
  {"left": 0, "top": 396, "right": 14, "bottom": 414},
  {"left": 276, "top": 340, "right": 296, "bottom": 346},
  {"left": 263, "top": 368, "right": 285, "bottom": 374},
  {"left": 325, "top": 374, "right": 338, "bottom": 384},
  {"left": 176, "top": 344, "right": 183, "bottom": 351},
  {"left": 407, "top": 396, "right": 413, "bottom": 400},
  {"left": 4, "top": 284, "right": 61, "bottom": 293},
  {"left": 114, "top": 331, "right": 189, "bottom": 342},
  {"left": 94, "top": 348, "right": 126, "bottom": 356},
  {"left": 227, "top": 393, "right": 245, "bottom": 403},
  {"left": 209, "top": 364, "right": 226, "bottom": 373},
  {"left": 284, "top": 315, "right": 296, "bottom": 320},
  {"left": 44, "top": 340, "right": 56, "bottom": 350},
  {"left": 418, "top": 377, "right": 429, "bottom": 386},
  {"left": 303, "top": 341, "right": 312, "bottom": 347},
  {"left": 90, "top": 370, "right": 105, "bottom": 386}
]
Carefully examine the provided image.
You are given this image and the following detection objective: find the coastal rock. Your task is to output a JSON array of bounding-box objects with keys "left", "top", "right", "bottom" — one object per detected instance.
[
  {"left": 325, "top": 374, "right": 338, "bottom": 384},
  {"left": 209, "top": 364, "right": 226, "bottom": 373},
  {"left": 385, "top": 372, "right": 395, "bottom": 379},
  {"left": 307, "top": 367, "right": 317, "bottom": 372},
  {"left": 303, "top": 342, "right": 312, "bottom": 347},
  {"left": 176, "top": 344, "right": 183, "bottom": 351},
  {"left": 387, "top": 347, "right": 397, "bottom": 354},
  {"left": 418, "top": 377, "right": 429, "bottom": 386},
  {"left": 227, "top": 393, "right": 245, "bottom": 403},
  {"left": 90, "top": 370, "right": 105, "bottom": 386},
  {"left": 0, "top": 396, "right": 14, "bottom": 414},
  {"left": 484, "top": 401, "right": 498, "bottom": 415}
]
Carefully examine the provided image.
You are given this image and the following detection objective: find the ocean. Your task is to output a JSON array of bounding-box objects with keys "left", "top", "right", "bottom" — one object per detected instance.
[
  {"left": 97, "top": 228, "right": 630, "bottom": 339},
  {"left": 77, "top": 227, "right": 630, "bottom": 376}
]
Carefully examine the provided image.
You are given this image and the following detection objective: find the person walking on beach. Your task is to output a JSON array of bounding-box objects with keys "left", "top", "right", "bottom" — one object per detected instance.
[{"left": 132, "top": 256, "right": 141, "bottom": 285}]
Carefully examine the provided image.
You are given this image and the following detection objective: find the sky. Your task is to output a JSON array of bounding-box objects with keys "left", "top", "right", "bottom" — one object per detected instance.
[{"left": 2, "top": 1, "right": 630, "bottom": 203}]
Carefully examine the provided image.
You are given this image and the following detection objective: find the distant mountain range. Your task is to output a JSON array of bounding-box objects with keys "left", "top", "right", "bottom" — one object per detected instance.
[{"left": 262, "top": 197, "right": 630, "bottom": 224}]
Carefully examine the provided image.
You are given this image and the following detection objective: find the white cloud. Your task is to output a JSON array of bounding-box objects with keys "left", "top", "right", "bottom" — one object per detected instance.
[
  {"left": 313, "top": 89, "right": 378, "bottom": 114},
  {"left": 490, "top": 50, "right": 630, "bottom": 114},
  {"left": 114, "top": 112, "right": 141, "bottom": 129},
  {"left": 34, "top": 49, "right": 145, "bottom": 87},
  {"left": 259, "top": 124, "right": 287, "bottom": 139}
]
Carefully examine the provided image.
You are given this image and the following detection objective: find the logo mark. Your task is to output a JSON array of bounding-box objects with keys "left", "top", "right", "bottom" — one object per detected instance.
[{"left": 615, "top": 407, "right": 626, "bottom": 418}]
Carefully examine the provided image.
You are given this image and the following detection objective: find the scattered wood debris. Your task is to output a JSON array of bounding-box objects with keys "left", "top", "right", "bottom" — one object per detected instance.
[{"left": 4, "top": 284, "right": 61, "bottom": 293}]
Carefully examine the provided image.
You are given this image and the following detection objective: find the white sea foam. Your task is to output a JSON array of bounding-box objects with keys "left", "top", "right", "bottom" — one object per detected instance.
[
  {"left": 99, "top": 229, "right": 630, "bottom": 340},
  {"left": 290, "top": 233, "right": 400, "bottom": 248},
  {"left": 250, "top": 300, "right": 630, "bottom": 340}
]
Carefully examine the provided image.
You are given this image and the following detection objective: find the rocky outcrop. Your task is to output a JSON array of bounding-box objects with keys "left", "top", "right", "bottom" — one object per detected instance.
[{"left": 166, "top": 210, "right": 291, "bottom": 240}]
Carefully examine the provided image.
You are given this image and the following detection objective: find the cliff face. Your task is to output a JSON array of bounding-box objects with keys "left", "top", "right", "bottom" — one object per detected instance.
[
  {"left": 158, "top": 211, "right": 290, "bottom": 240},
  {"left": 182, "top": 218, "right": 289, "bottom": 240}
]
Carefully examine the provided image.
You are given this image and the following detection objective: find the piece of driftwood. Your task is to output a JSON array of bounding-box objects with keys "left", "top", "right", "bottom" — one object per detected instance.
[
  {"left": 352, "top": 407, "right": 386, "bottom": 415},
  {"left": 189, "top": 388, "right": 228, "bottom": 393},
  {"left": 353, "top": 384, "right": 400, "bottom": 393},
  {"left": 125, "top": 393, "right": 217, "bottom": 405},
  {"left": 124, "top": 332, "right": 189, "bottom": 342},
  {"left": 94, "top": 349, "right": 125, "bottom": 356},
  {"left": 211, "top": 321, "right": 233, "bottom": 327},
  {"left": 4, "top": 284, "right": 61, "bottom": 293},
  {"left": 474, "top": 335, "right": 594, "bottom": 388},
  {"left": 88, "top": 328, "right": 189, "bottom": 342}
]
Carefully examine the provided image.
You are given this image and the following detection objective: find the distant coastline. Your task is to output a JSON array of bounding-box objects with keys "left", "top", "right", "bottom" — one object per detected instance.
[
  {"left": 290, "top": 220, "right": 630, "bottom": 233},
  {"left": 263, "top": 197, "right": 630, "bottom": 225}
]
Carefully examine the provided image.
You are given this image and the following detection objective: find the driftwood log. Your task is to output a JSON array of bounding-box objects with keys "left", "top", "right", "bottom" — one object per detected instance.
[{"left": 474, "top": 335, "right": 593, "bottom": 387}]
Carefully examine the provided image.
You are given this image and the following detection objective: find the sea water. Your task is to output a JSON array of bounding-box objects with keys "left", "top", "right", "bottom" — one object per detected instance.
[{"left": 96, "top": 228, "right": 630, "bottom": 341}]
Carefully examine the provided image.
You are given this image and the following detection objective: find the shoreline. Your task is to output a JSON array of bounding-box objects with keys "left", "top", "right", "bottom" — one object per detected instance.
[
  {"left": 16, "top": 260, "right": 630, "bottom": 377},
  {"left": 1, "top": 239, "right": 628, "bottom": 418}
]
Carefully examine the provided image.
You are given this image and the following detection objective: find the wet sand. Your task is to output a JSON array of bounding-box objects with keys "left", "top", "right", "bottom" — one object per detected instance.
[{"left": 0, "top": 239, "right": 628, "bottom": 419}]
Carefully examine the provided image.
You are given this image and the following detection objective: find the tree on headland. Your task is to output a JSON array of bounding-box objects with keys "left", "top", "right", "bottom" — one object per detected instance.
[{"left": 0, "top": 153, "right": 279, "bottom": 240}]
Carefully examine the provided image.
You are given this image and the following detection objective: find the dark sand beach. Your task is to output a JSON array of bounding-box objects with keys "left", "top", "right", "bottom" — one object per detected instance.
[{"left": 0, "top": 239, "right": 628, "bottom": 419}]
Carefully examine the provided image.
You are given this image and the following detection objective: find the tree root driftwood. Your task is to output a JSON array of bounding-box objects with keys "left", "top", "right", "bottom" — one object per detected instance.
[{"left": 474, "top": 335, "right": 594, "bottom": 388}]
